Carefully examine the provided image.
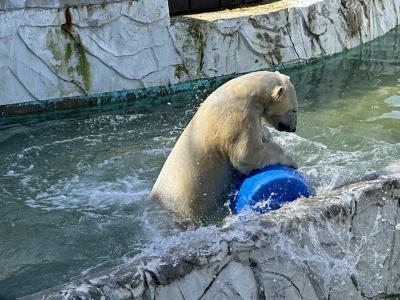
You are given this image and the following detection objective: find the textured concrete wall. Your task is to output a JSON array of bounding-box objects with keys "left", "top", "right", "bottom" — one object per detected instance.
[
  {"left": 171, "top": 0, "right": 400, "bottom": 81},
  {"left": 0, "top": 0, "right": 126, "bottom": 10},
  {"left": 24, "top": 162, "right": 400, "bottom": 299},
  {"left": 1, "top": 0, "right": 400, "bottom": 107},
  {"left": 0, "top": 0, "right": 178, "bottom": 105}
]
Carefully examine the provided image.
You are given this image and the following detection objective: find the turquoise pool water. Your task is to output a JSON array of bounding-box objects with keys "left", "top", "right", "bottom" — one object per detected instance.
[{"left": 1, "top": 27, "right": 400, "bottom": 299}]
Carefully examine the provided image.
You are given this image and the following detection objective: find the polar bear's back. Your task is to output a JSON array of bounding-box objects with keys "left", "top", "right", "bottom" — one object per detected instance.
[{"left": 150, "top": 114, "right": 233, "bottom": 222}]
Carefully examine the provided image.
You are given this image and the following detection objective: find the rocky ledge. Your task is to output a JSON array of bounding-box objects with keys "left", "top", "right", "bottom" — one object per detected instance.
[{"left": 23, "top": 162, "right": 400, "bottom": 299}]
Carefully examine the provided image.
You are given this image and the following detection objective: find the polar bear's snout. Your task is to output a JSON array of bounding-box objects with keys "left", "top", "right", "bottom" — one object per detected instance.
[
  {"left": 270, "top": 110, "right": 297, "bottom": 132},
  {"left": 278, "top": 122, "right": 296, "bottom": 132}
]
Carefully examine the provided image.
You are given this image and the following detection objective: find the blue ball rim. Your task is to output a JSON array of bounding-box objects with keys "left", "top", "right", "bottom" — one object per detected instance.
[{"left": 234, "top": 165, "right": 311, "bottom": 214}]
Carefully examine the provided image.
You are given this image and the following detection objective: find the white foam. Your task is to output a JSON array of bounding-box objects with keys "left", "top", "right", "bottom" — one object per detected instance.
[
  {"left": 266, "top": 125, "right": 400, "bottom": 193},
  {"left": 25, "top": 173, "right": 150, "bottom": 212},
  {"left": 142, "top": 148, "right": 171, "bottom": 156}
]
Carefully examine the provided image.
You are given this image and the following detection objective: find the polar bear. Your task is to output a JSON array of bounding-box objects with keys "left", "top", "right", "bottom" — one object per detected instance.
[{"left": 150, "top": 71, "right": 298, "bottom": 223}]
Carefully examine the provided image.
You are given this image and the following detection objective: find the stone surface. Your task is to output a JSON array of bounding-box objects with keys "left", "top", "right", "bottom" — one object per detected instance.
[
  {"left": 171, "top": 0, "right": 400, "bottom": 80},
  {"left": 22, "top": 161, "right": 400, "bottom": 299},
  {"left": 0, "top": 1, "right": 127, "bottom": 10},
  {"left": 1, "top": 0, "right": 400, "bottom": 107},
  {"left": 0, "top": 0, "right": 177, "bottom": 105}
]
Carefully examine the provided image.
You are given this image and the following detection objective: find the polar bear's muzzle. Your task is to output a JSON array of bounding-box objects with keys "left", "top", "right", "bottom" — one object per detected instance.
[
  {"left": 269, "top": 111, "right": 297, "bottom": 133},
  {"left": 277, "top": 122, "right": 296, "bottom": 132}
]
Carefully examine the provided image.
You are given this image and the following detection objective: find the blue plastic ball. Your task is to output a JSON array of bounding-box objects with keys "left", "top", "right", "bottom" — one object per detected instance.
[{"left": 234, "top": 165, "right": 311, "bottom": 215}]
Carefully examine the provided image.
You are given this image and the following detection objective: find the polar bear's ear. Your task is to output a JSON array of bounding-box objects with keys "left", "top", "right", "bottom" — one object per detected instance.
[{"left": 272, "top": 86, "right": 285, "bottom": 102}]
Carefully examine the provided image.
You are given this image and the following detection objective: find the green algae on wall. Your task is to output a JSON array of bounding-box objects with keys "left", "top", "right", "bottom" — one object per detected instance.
[
  {"left": 180, "top": 21, "right": 207, "bottom": 76},
  {"left": 74, "top": 35, "right": 91, "bottom": 92},
  {"left": 189, "top": 24, "right": 206, "bottom": 70},
  {"left": 46, "top": 27, "right": 91, "bottom": 93},
  {"left": 174, "top": 64, "right": 188, "bottom": 79}
]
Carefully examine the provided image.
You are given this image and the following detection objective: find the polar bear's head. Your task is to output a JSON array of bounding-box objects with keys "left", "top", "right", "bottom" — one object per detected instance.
[{"left": 265, "top": 74, "right": 298, "bottom": 133}]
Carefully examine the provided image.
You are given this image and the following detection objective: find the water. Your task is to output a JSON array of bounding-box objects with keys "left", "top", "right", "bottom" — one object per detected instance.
[{"left": 1, "top": 27, "right": 400, "bottom": 299}]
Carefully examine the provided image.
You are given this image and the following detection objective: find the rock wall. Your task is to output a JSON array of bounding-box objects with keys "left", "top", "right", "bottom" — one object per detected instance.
[
  {"left": 0, "top": 0, "right": 178, "bottom": 105},
  {"left": 1, "top": 0, "right": 400, "bottom": 109},
  {"left": 24, "top": 162, "right": 400, "bottom": 299},
  {"left": 171, "top": 0, "right": 400, "bottom": 81}
]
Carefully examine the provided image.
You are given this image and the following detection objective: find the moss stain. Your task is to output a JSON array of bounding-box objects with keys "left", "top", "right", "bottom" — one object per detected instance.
[
  {"left": 182, "top": 22, "right": 207, "bottom": 75},
  {"left": 46, "top": 30, "right": 63, "bottom": 61},
  {"left": 74, "top": 35, "right": 91, "bottom": 92},
  {"left": 174, "top": 64, "right": 187, "bottom": 79},
  {"left": 65, "top": 42, "right": 73, "bottom": 61},
  {"left": 255, "top": 31, "right": 283, "bottom": 66},
  {"left": 45, "top": 9, "right": 91, "bottom": 93}
]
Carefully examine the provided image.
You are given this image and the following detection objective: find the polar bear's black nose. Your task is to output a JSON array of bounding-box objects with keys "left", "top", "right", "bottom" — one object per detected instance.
[{"left": 277, "top": 123, "right": 296, "bottom": 132}]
